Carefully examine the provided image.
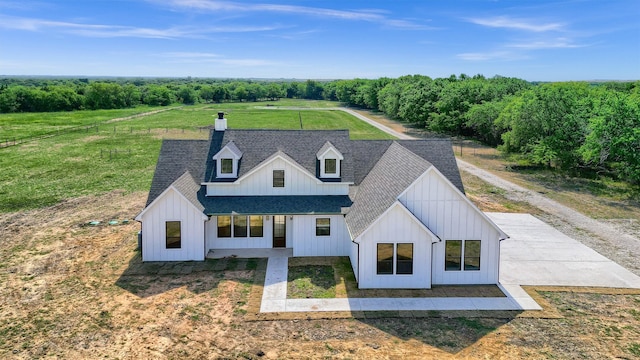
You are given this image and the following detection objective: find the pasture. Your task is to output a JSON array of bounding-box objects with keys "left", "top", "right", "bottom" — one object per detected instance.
[{"left": 0, "top": 101, "right": 392, "bottom": 213}]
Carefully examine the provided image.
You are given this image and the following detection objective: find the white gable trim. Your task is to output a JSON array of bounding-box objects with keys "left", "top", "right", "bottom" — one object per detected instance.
[
  {"left": 135, "top": 185, "right": 208, "bottom": 221},
  {"left": 212, "top": 141, "right": 242, "bottom": 160},
  {"left": 398, "top": 166, "right": 509, "bottom": 240},
  {"left": 353, "top": 201, "right": 439, "bottom": 244},
  {"left": 316, "top": 141, "right": 344, "bottom": 160},
  {"left": 239, "top": 151, "right": 321, "bottom": 184}
]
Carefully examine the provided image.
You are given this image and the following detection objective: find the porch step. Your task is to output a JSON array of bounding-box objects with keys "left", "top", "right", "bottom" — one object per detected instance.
[{"left": 207, "top": 248, "right": 293, "bottom": 259}]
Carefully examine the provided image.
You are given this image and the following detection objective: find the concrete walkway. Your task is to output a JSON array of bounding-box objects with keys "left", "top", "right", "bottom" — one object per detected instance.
[
  {"left": 259, "top": 255, "right": 540, "bottom": 313},
  {"left": 258, "top": 213, "right": 640, "bottom": 313}
]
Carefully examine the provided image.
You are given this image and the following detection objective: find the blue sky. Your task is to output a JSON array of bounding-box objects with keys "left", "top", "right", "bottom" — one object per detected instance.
[{"left": 1, "top": 0, "right": 638, "bottom": 80}]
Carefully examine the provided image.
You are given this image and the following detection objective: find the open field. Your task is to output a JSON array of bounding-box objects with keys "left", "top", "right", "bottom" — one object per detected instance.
[
  {"left": 2, "top": 100, "right": 639, "bottom": 358},
  {"left": 0, "top": 106, "right": 168, "bottom": 140},
  {"left": 0, "top": 101, "right": 392, "bottom": 213}
]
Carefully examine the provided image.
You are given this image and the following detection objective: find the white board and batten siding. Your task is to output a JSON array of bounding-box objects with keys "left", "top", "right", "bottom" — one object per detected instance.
[
  {"left": 137, "top": 188, "right": 207, "bottom": 262},
  {"left": 292, "top": 215, "right": 350, "bottom": 256},
  {"left": 356, "top": 203, "right": 433, "bottom": 289},
  {"left": 206, "top": 157, "right": 349, "bottom": 196},
  {"left": 398, "top": 168, "right": 501, "bottom": 285}
]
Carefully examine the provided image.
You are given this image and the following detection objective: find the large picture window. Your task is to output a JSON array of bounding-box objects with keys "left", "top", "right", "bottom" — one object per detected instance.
[
  {"left": 376, "top": 243, "right": 394, "bottom": 275},
  {"left": 315, "top": 218, "right": 330, "bottom": 236},
  {"left": 220, "top": 158, "right": 233, "bottom": 174},
  {"left": 250, "top": 216, "right": 263, "bottom": 237},
  {"left": 445, "top": 240, "right": 481, "bottom": 271},
  {"left": 217, "top": 216, "right": 231, "bottom": 238},
  {"left": 233, "top": 216, "right": 248, "bottom": 237},
  {"left": 273, "top": 170, "right": 284, "bottom": 187},
  {"left": 165, "top": 221, "right": 181, "bottom": 249}
]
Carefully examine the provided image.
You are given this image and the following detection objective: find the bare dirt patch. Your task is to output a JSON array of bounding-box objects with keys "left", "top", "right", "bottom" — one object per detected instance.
[{"left": 1, "top": 192, "right": 639, "bottom": 359}]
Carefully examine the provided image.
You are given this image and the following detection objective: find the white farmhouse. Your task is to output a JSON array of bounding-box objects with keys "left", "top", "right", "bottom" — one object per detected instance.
[{"left": 135, "top": 113, "right": 507, "bottom": 289}]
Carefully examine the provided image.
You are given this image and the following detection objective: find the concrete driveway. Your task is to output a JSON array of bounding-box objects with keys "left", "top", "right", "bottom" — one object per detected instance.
[{"left": 488, "top": 213, "right": 640, "bottom": 289}]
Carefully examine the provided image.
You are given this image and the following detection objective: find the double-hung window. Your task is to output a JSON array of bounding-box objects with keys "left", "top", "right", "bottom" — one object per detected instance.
[
  {"left": 273, "top": 170, "right": 284, "bottom": 187},
  {"left": 315, "top": 218, "right": 331, "bottom": 236}
]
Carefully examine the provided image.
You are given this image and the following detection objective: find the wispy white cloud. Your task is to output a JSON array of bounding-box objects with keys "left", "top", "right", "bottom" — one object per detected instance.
[
  {"left": 456, "top": 50, "right": 528, "bottom": 61},
  {"left": 154, "top": 0, "right": 431, "bottom": 30},
  {"left": 161, "top": 52, "right": 221, "bottom": 58},
  {"left": 467, "top": 16, "right": 564, "bottom": 32},
  {"left": 507, "top": 37, "right": 586, "bottom": 49},
  {"left": 160, "top": 51, "right": 279, "bottom": 67},
  {"left": 0, "top": 14, "right": 283, "bottom": 38}
]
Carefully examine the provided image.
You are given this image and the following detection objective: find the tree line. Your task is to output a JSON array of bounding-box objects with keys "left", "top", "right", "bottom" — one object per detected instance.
[
  {"left": 0, "top": 78, "right": 325, "bottom": 112},
  {"left": 1, "top": 76, "right": 638, "bottom": 183}
]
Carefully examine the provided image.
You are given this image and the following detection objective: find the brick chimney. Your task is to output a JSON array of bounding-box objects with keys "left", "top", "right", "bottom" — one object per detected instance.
[{"left": 215, "top": 112, "right": 227, "bottom": 131}]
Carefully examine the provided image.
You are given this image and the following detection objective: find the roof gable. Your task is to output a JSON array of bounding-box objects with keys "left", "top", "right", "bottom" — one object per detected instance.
[
  {"left": 236, "top": 150, "right": 320, "bottom": 184},
  {"left": 353, "top": 201, "right": 439, "bottom": 244},
  {"left": 345, "top": 142, "right": 432, "bottom": 239},
  {"left": 212, "top": 140, "right": 243, "bottom": 160},
  {"left": 136, "top": 171, "right": 208, "bottom": 221},
  {"left": 398, "top": 166, "right": 508, "bottom": 239}
]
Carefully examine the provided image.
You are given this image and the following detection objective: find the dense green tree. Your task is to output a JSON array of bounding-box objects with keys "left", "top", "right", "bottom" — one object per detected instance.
[
  {"left": 143, "top": 85, "right": 173, "bottom": 106},
  {"left": 304, "top": 80, "right": 324, "bottom": 100},
  {"left": 580, "top": 91, "right": 640, "bottom": 183},
  {"left": 84, "top": 82, "right": 126, "bottom": 110},
  {"left": 497, "top": 82, "right": 591, "bottom": 169},
  {"left": 177, "top": 85, "right": 199, "bottom": 105}
]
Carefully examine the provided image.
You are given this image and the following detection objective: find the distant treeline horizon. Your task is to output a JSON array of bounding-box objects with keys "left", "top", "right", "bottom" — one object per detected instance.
[{"left": 1, "top": 75, "right": 638, "bottom": 183}]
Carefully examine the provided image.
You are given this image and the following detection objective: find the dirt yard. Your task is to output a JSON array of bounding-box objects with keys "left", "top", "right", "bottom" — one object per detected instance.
[{"left": 1, "top": 191, "right": 639, "bottom": 359}]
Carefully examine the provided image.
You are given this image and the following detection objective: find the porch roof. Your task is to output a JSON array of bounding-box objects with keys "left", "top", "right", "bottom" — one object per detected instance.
[{"left": 199, "top": 194, "right": 353, "bottom": 215}]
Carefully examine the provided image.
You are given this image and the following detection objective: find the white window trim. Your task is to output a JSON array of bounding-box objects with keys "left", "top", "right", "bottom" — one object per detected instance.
[
  {"left": 376, "top": 242, "right": 414, "bottom": 276},
  {"left": 165, "top": 220, "right": 182, "bottom": 250},
  {"left": 315, "top": 217, "right": 331, "bottom": 237},
  {"left": 444, "top": 239, "right": 481, "bottom": 272}
]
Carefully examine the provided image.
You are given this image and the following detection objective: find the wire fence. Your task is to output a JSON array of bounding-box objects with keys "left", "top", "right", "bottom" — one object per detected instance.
[
  {"left": 0, "top": 123, "right": 101, "bottom": 149},
  {"left": 0, "top": 107, "right": 181, "bottom": 149}
]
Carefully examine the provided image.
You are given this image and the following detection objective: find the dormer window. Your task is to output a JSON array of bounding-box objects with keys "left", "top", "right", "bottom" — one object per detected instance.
[
  {"left": 317, "top": 141, "right": 343, "bottom": 179},
  {"left": 220, "top": 159, "right": 233, "bottom": 174},
  {"left": 213, "top": 141, "right": 243, "bottom": 179},
  {"left": 324, "top": 159, "right": 337, "bottom": 175}
]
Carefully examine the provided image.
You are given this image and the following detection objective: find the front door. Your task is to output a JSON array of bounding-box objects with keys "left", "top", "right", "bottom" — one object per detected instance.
[{"left": 273, "top": 215, "right": 286, "bottom": 248}]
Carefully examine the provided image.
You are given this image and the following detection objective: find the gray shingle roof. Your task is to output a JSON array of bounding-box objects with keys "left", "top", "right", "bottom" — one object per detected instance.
[
  {"left": 345, "top": 142, "right": 433, "bottom": 239},
  {"left": 172, "top": 172, "right": 204, "bottom": 212},
  {"left": 143, "top": 130, "right": 465, "bottom": 234},
  {"left": 145, "top": 139, "right": 209, "bottom": 207},
  {"left": 204, "top": 129, "right": 354, "bottom": 183},
  {"left": 350, "top": 139, "right": 464, "bottom": 193}
]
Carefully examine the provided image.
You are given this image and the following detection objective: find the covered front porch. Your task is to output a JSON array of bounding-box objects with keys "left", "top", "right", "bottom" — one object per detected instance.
[{"left": 206, "top": 248, "right": 293, "bottom": 259}]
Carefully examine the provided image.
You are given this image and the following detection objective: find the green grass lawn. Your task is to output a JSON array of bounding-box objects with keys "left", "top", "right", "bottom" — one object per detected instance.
[
  {"left": 287, "top": 265, "right": 336, "bottom": 299},
  {"left": 0, "top": 106, "right": 167, "bottom": 140},
  {"left": 0, "top": 101, "right": 394, "bottom": 213}
]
